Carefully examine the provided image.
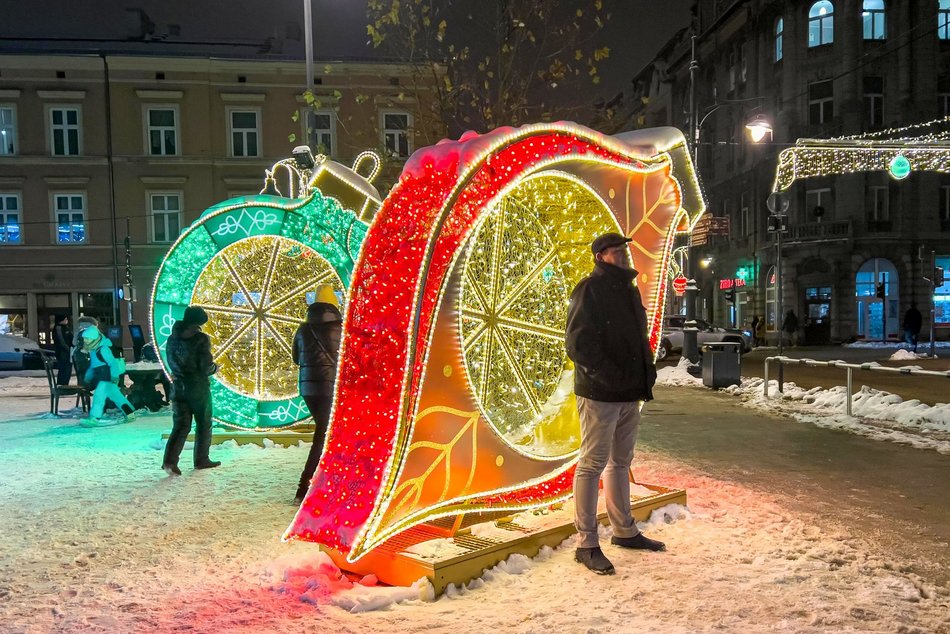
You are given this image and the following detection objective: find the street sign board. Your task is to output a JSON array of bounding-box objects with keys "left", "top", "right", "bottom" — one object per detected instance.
[
  {"left": 691, "top": 215, "right": 710, "bottom": 246},
  {"left": 708, "top": 216, "right": 730, "bottom": 235}
]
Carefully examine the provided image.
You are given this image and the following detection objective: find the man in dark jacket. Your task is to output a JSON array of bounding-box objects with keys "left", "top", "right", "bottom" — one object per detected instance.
[
  {"left": 52, "top": 314, "right": 73, "bottom": 385},
  {"left": 903, "top": 303, "right": 923, "bottom": 352},
  {"left": 292, "top": 286, "right": 343, "bottom": 503},
  {"left": 565, "top": 232, "right": 664, "bottom": 575},
  {"left": 162, "top": 306, "right": 219, "bottom": 475}
]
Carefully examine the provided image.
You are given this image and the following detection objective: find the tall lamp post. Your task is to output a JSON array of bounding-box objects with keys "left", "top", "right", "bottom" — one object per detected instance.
[
  {"left": 684, "top": 35, "right": 772, "bottom": 363},
  {"left": 303, "top": 0, "right": 315, "bottom": 147}
]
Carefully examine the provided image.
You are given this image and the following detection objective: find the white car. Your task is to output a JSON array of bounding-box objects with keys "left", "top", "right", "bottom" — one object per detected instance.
[
  {"left": 656, "top": 316, "right": 752, "bottom": 360},
  {"left": 0, "top": 334, "right": 50, "bottom": 370}
]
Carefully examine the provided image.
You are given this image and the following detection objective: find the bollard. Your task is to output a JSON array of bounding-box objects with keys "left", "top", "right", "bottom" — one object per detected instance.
[{"left": 846, "top": 366, "right": 853, "bottom": 417}]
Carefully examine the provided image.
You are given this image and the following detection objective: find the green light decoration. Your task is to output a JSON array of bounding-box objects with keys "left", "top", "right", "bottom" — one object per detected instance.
[
  {"left": 888, "top": 154, "right": 911, "bottom": 180},
  {"left": 150, "top": 192, "right": 367, "bottom": 430}
]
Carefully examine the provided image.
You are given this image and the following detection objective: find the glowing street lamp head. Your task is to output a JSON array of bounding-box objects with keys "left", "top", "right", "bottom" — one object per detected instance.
[{"left": 745, "top": 114, "right": 773, "bottom": 143}]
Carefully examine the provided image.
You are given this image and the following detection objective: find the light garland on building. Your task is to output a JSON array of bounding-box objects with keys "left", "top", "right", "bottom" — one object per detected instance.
[
  {"left": 149, "top": 192, "right": 367, "bottom": 430},
  {"left": 283, "top": 123, "right": 704, "bottom": 562},
  {"left": 773, "top": 117, "right": 950, "bottom": 191}
]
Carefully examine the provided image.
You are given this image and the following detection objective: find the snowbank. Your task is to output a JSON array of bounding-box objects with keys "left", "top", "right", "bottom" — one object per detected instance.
[
  {"left": 844, "top": 340, "right": 950, "bottom": 349},
  {"left": 657, "top": 356, "right": 950, "bottom": 454}
]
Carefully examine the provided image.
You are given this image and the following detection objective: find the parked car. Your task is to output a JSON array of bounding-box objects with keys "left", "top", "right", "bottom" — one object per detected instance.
[
  {"left": 656, "top": 315, "right": 752, "bottom": 360},
  {"left": 0, "top": 334, "right": 50, "bottom": 370}
]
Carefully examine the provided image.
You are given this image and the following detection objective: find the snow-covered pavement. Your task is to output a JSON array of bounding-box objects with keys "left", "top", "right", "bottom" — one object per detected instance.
[{"left": 1, "top": 381, "right": 949, "bottom": 633}]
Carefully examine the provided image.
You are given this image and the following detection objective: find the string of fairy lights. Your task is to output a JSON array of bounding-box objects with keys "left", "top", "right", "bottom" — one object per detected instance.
[{"left": 774, "top": 116, "right": 950, "bottom": 191}]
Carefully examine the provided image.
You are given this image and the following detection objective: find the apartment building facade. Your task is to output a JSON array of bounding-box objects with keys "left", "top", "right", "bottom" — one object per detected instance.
[
  {"left": 0, "top": 51, "right": 444, "bottom": 345},
  {"left": 632, "top": 0, "right": 950, "bottom": 343}
]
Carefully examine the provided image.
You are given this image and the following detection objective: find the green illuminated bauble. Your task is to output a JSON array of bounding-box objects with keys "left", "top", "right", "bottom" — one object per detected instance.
[
  {"left": 150, "top": 193, "right": 368, "bottom": 430},
  {"left": 888, "top": 154, "right": 911, "bottom": 180}
]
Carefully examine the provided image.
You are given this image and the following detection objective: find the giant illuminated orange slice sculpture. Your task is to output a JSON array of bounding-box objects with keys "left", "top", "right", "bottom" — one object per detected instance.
[{"left": 284, "top": 124, "right": 704, "bottom": 561}]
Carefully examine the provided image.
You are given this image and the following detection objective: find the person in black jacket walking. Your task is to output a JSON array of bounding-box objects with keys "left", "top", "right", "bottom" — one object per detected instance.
[
  {"left": 162, "top": 306, "right": 219, "bottom": 476},
  {"left": 52, "top": 314, "right": 73, "bottom": 385},
  {"left": 902, "top": 303, "right": 923, "bottom": 352},
  {"left": 292, "top": 285, "right": 343, "bottom": 503},
  {"left": 565, "top": 232, "right": 664, "bottom": 575}
]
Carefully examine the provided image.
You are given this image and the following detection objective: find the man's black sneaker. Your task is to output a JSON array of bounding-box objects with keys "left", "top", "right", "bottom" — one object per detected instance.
[
  {"left": 163, "top": 464, "right": 182, "bottom": 476},
  {"left": 575, "top": 547, "right": 615, "bottom": 575},
  {"left": 611, "top": 533, "right": 666, "bottom": 552},
  {"left": 194, "top": 461, "right": 221, "bottom": 470}
]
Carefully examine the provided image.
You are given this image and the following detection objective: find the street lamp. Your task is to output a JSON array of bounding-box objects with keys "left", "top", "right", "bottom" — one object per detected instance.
[
  {"left": 683, "top": 34, "right": 771, "bottom": 364},
  {"left": 303, "top": 0, "right": 315, "bottom": 148},
  {"left": 745, "top": 114, "right": 773, "bottom": 143}
]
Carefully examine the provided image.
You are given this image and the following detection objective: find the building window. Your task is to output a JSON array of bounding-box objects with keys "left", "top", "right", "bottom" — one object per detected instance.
[
  {"left": 53, "top": 193, "right": 86, "bottom": 244},
  {"left": 939, "top": 76, "right": 950, "bottom": 117},
  {"left": 49, "top": 106, "right": 81, "bottom": 156},
  {"left": 0, "top": 106, "right": 16, "bottom": 155},
  {"left": 808, "top": 1, "right": 834, "bottom": 48},
  {"left": 863, "top": 76, "right": 884, "bottom": 129},
  {"left": 940, "top": 0, "right": 950, "bottom": 40},
  {"left": 808, "top": 80, "right": 834, "bottom": 125},
  {"left": 775, "top": 17, "right": 784, "bottom": 62},
  {"left": 149, "top": 193, "right": 182, "bottom": 243},
  {"left": 739, "top": 191, "right": 750, "bottom": 237},
  {"left": 728, "top": 50, "right": 738, "bottom": 92},
  {"left": 0, "top": 194, "right": 21, "bottom": 244},
  {"left": 765, "top": 267, "right": 777, "bottom": 330},
  {"left": 146, "top": 107, "right": 178, "bottom": 156},
  {"left": 805, "top": 187, "right": 833, "bottom": 222},
  {"left": 935, "top": 256, "right": 950, "bottom": 324},
  {"left": 862, "top": 0, "right": 885, "bottom": 40},
  {"left": 868, "top": 185, "right": 890, "bottom": 232},
  {"left": 309, "top": 110, "right": 335, "bottom": 157},
  {"left": 381, "top": 111, "right": 412, "bottom": 158},
  {"left": 229, "top": 109, "right": 260, "bottom": 158}
]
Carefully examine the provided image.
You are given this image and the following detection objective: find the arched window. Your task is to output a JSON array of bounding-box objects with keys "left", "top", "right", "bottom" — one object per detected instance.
[
  {"left": 808, "top": 1, "right": 835, "bottom": 47},
  {"left": 863, "top": 0, "right": 885, "bottom": 40},
  {"left": 855, "top": 258, "right": 899, "bottom": 339},
  {"left": 775, "top": 17, "right": 784, "bottom": 61},
  {"left": 940, "top": 0, "right": 950, "bottom": 40},
  {"left": 765, "top": 266, "right": 777, "bottom": 330}
]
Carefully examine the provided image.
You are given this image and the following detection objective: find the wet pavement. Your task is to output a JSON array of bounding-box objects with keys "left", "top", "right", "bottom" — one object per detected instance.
[{"left": 641, "top": 384, "right": 950, "bottom": 586}]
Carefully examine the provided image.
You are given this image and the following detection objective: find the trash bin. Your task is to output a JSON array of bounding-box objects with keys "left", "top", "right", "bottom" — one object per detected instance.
[{"left": 701, "top": 342, "right": 741, "bottom": 388}]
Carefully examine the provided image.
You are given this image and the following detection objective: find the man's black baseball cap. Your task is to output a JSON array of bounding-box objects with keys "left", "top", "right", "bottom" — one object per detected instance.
[{"left": 591, "top": 232, "right": 632, "bottom": 255}]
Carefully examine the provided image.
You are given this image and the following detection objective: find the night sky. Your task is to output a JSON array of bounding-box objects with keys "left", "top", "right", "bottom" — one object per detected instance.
[{"left": 6, "top": 0, "right": 692, "bottom": 99}]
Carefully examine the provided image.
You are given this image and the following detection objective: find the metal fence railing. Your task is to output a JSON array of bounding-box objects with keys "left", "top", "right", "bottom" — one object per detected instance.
[{"left": 763, "top": 356, "right": 950, "bottom": 416}]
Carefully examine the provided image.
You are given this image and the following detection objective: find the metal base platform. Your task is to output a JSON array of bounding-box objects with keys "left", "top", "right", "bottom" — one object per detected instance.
[
  {"left": 161, "top": 426, "right": 314, "bottom": 447},
  {"left": 322, "top": 482, "right": 686, "bottom": 595}
]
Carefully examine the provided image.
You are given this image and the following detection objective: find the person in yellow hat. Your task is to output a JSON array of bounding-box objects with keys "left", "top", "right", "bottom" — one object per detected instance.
[{"left": 292, "top": 284, "right": 342, "bottom": 503}]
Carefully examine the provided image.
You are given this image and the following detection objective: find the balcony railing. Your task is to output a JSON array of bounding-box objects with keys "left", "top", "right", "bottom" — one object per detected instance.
[{"left": 787, "top": 219, "right": 852, "bottom": 242}]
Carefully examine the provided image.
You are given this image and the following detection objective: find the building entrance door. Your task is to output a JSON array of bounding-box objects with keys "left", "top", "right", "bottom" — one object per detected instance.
[
  {"left": 803, "top": 286, "right": 831, "bottom": 344},
  {"left": 855, "top": 258, "right": 899, "bottom": 340}
]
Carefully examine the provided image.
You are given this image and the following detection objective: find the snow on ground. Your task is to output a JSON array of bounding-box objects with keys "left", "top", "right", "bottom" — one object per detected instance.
[
  {"left": 1, "top": 389, "right": 949, "bottom": 633},
  {"left": 844, "top": 340, "right": 950, "bottom": 349},
  {"left": 658, "top": 359, "right": 950, "bottom": 454},
  {"left": 888, "top": 349, "right": 928, "bottom": 361}
]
